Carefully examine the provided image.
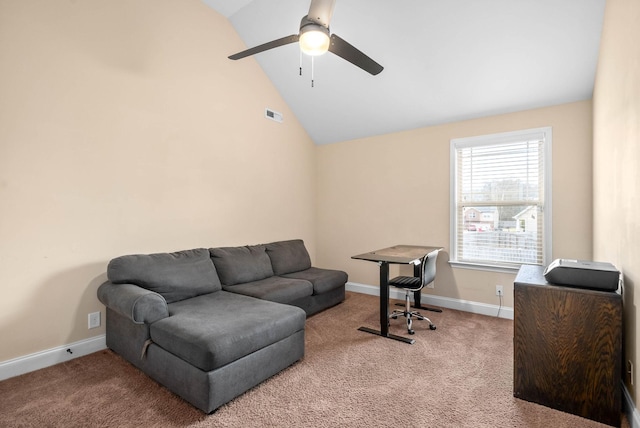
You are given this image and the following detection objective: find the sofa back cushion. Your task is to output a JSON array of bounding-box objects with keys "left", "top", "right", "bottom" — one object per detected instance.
[
  {"left": 265, "top": 239, "right": 312, "bottom": 275},
  {"left": 210, "top": 245, "right": 274, "bottom": 286},
  {"left": 107, "top": 248, "right": 222, "bottom": 303}
]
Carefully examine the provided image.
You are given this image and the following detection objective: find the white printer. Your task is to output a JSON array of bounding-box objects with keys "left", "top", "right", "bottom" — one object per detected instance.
[{"left": 543, "top": 259, "right": 620, "bottom": 292}]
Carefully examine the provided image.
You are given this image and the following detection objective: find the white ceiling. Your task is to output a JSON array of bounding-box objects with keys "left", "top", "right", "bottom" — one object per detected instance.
[{"left": 203, "top": 0, "right": 606, "bottom": 145}]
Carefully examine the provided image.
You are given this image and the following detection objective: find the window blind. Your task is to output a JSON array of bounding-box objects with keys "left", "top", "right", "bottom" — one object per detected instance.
[{"left": 451, "top": 128, "right": 551, "bottom": 268}]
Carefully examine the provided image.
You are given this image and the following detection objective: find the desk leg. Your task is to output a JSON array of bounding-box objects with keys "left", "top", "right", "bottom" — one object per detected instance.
[
  {"left": 380, "top": 261, "right": 389, "bottom": 336},
  {"left": 358, "top": 261, "right": 415, "bottom": 344},
  {"left": 412, "top": 291, "right": 443, "bottom": 313}
]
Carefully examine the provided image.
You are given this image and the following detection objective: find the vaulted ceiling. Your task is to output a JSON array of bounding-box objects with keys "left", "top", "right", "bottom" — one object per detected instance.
[{"left": 203, "top": 0, "right": 606, "bottom": 145}]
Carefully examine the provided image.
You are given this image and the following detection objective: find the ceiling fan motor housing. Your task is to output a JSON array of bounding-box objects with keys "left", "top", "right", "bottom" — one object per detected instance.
[{"left": 299, "top": 16, "right": 330, "bottom": 56}]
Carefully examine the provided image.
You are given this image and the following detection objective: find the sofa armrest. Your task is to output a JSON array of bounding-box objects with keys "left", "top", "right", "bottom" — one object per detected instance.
[{"left": 97, "top": 281, "right": 169, "bottom": 324}]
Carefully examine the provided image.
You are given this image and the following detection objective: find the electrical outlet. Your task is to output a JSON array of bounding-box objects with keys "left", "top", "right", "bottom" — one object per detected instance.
[
  {"left": 628, "top": 360, "right": 634, "bottom": 386},
  {"left": 88, "top": 311, "right": 101, "bottom": 329},
  {"left": 495, "top": 285, "right": 504, "bottom": 296}
]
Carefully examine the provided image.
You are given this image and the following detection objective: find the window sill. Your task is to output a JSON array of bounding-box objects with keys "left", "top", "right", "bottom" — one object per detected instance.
[{"left": 448, "top": 260, "right": 526, "bottom": 274}]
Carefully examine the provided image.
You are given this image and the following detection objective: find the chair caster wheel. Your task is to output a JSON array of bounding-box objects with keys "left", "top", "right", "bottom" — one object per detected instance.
[
  {"left": 408, "top": 330, "right": 415, "bottom": 335},
  {"left": 429, "top": 325, "right": 437, "bottom": 330}
]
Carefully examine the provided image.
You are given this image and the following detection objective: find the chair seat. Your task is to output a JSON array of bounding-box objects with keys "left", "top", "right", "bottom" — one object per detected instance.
[{"left": 389, "top": 275, "right": 421, "bottom": 290}]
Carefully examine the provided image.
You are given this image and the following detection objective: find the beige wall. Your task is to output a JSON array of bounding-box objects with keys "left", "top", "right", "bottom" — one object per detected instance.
[
  {"left": 1, "top": 2, "right": 624, "bottom": 408},
  {"left": 0, "top": 0, "right": 316, "bottom": 362},
  {"left": 317, "top": 101, "right": 593, "bottom": 308},
  {"left": 593, "top": 0, "right": 640, "bottom": 405}
]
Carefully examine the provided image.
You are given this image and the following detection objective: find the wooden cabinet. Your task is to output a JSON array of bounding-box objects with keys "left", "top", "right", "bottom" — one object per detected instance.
[{"left": 513, "top": 265, "right": 622, "bottom": 427}]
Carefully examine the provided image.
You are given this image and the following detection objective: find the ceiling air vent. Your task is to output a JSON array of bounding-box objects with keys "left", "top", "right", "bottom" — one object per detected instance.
[{"left": 265, "top": 108, "right": 283, "bottom": 123}]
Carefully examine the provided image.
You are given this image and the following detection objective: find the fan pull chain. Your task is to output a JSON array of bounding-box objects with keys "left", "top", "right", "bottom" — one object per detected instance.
[{"left": 298, "top": 53, "right": 315, "bottom": 87}]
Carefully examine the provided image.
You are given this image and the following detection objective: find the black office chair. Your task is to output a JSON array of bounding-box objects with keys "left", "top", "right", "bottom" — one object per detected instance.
[{"left": 389, "top": 249, "right": 440, "bottom": 334}]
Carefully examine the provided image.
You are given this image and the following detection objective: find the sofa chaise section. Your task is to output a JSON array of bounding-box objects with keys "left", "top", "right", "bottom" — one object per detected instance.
[{"left": 98, "top": 248, "right": 306, "bottom": 413}]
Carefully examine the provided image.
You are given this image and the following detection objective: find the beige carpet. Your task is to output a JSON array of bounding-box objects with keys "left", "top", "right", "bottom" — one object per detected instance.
[{"left": 0, "top": 292, "right": 629, "bottom": 427}]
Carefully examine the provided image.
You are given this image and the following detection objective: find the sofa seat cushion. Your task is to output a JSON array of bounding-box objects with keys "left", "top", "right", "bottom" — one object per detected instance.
[
  {"left": 150, "top": 291, "right": 305, "bottom": 372},
  {"left": 107, "top": 249, "right": 222, "bottom": 304},
  {"left": 280, "top": 267, "right": 348, "bottom": 295},
  {"left": 265, "top": 239, "right": 312, "bottom": 275},
  {"left": 210, "top": 245, "right": 274, "bottom": 286},
  {"left": 222, "top": 276, "right": 313, "bottom": 304}
]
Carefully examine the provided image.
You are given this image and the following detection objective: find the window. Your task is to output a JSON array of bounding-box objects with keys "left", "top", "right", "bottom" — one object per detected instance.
[{"left": 450, "top": 127, "right": 552, "bottom": 271}]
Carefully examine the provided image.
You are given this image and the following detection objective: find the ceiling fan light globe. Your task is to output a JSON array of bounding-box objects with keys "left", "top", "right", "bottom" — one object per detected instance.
[{"left": 299, "top": 28, "right": 330, "bottom": 56}]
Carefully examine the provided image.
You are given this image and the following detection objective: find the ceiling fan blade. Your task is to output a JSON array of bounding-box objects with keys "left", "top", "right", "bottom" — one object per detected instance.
[
  {"left": 307, "top": 0, "right": 336, "bottom": 28},
  {"left": 228, "top": 34, "right": 299, "bottom": 60},
  {"left": 328, "top": 34, "right": 384, "bottom": 75}
]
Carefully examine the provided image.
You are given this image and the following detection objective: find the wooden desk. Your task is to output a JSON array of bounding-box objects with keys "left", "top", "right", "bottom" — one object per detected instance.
[
  {"left": 513, "top": 265, "right": 622, "bottom": 427},
  {"left": 352, "top": 245, "right": 443, "bottom": 344}
]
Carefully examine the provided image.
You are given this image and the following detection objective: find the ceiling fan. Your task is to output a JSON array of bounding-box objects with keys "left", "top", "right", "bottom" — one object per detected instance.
[{"left": 228, "top": 0, "right": 384, "bottom": 76}]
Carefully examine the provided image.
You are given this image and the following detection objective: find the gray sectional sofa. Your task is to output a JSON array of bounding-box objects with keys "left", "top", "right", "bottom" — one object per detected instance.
[{"left": 97, "top": 239, "right": 347, "bottom": 413}]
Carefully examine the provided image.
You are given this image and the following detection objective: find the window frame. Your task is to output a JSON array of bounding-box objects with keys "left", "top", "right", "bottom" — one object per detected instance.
[{"left": 449, "top": 127, "right": 553, "bottom": 273}]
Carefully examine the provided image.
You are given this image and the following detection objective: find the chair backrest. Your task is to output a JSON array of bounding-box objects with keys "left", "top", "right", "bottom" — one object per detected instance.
[{"left": 420, "top": 249, "right": 439, "bottom": 288}]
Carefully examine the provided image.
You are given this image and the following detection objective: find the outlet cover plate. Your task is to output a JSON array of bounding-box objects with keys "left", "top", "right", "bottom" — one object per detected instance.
[{"left": 88, "top": 312, "right": 101, "bottom": 329}]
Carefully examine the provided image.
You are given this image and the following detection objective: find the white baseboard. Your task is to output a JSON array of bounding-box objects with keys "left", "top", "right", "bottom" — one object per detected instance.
[
  {"left": 624, "top": 383, "right": 640, "bottom": 428},
  {"left": 1, "top": 293, "right": 637, "bottom": 426},
  {"left": 346, "top": 281, "right": 514, "bottom": 320},
  {"left": 0, "top": 285, "right": 510, "bottom": 382},
  {"left": 0, "top": 335, "right": 106, "bottom": 382}
]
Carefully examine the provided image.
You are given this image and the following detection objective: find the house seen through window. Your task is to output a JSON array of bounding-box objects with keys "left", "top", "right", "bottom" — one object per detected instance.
[{"left": 450, "top": 127, "right": 552, "bottom": 270}]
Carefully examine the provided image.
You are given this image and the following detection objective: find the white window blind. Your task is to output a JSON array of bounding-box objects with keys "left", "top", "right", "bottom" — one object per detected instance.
[{"left": 450, "top": 127, "right": 552, "bottom": 270}]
